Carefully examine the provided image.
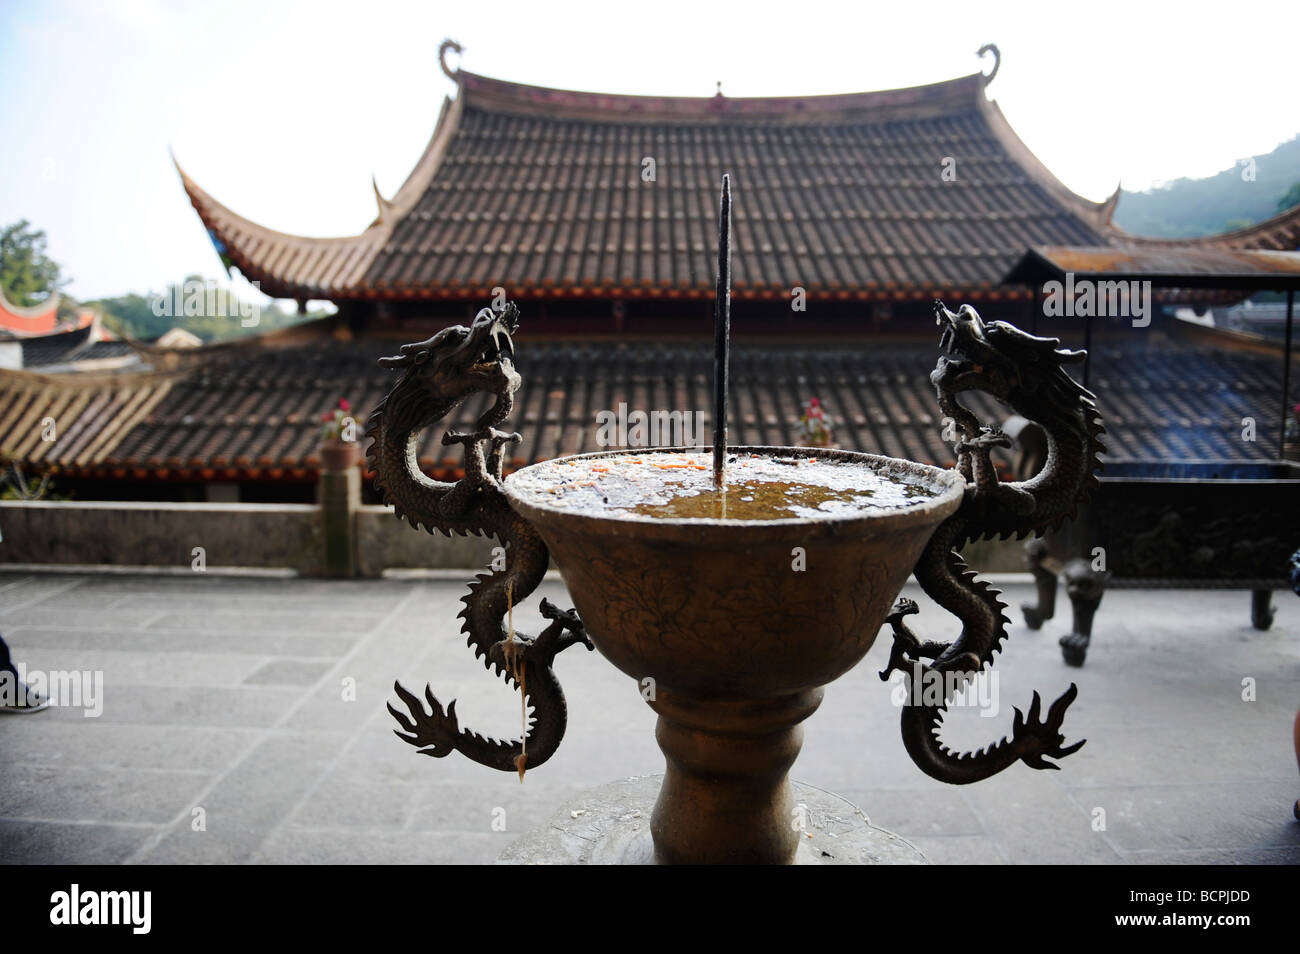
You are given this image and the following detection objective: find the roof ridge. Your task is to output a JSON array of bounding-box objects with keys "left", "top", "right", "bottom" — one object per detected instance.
[
  {"left": 456, "top": 69, "right": 987, "bottom": 124},
  {"left": 176, "top": 56, "right": 1178, "bottom": 304}
]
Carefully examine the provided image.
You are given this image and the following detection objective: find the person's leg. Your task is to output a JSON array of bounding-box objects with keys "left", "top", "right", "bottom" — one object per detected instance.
[
  {"left": 0, "top": 634, "right": 16, "bottom": 676},
  {"left": 1294, "top": 708, "right": 1300, "bottom": 821},
  {"left": 0, "top": 634, "right": 19, "bottom": 706},
  {"left": 0, "top": 633, "right": 47, "bottom": 712}
]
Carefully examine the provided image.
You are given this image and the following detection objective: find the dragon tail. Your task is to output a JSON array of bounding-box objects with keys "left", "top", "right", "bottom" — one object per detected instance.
[{"left": 897, "top": 529, "right": 1085, "bottom": 785}]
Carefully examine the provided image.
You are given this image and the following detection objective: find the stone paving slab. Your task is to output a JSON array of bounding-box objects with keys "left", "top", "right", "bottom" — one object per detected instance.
[
  {"left": 3, "top": 625, "right": 358, "bottom": 658},
  {"left": 0, "top": 819, "right": 154, "bottom": 865},
  {"left": 0, "top": 571, "right": 1297, "bottom": 865}
]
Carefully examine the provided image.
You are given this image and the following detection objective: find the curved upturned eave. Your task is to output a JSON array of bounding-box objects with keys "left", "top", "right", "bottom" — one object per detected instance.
[
  {"left": 0, "top": 284, "right": 61, "bottom": 334},
  {"left": 174, "top": 158, "right": 388, "bottom": 300},
  {"left": 383, "top": 92, "right": 464, "bottom": 222},
  {"left": 976, "top": 94, "right": 1118, "bottom": 232},
  {"left": 1103, "top": 201, "right": 1300, "bottom": 252},
  {"left": 172, "top": 90, "right": 465, "bottom": 302}
]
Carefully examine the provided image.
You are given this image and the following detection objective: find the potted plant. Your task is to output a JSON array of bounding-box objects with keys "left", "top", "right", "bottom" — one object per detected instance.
[
  {"left": 796, "top": 396, "right": 834, "bottom": 448},
  {"left": 319, "top": 398, "right": 359, "bottom": 470},
  {"left": 1284, "top": 403, "right": 1300, "bottom": 462}
]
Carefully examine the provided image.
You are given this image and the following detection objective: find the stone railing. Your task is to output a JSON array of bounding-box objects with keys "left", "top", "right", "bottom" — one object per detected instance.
[
  {"left": 0, "top": 499, "right": 321, "bottom": 573},
  {"left": 1, "top": 461, "right": 1025, "bottom": 577},
  {"left": 0, "top": 461, "right": 496, "bottom": 577}
]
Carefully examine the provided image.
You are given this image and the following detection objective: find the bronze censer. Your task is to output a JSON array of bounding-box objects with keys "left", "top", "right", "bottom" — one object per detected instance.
[{"left": 369, "top": 179, "right": 1101, "bottom": 864}]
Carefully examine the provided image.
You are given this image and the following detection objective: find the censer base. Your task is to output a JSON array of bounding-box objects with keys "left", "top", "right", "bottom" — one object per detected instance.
[{"left": 497, "top": 775, "right": 926, "bottom": 865}]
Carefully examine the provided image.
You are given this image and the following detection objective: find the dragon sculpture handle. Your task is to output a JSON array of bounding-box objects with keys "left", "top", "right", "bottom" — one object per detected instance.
[
  {"left": 879, "top": 300, "right": 1105, "bottom": 784},
  {"left": 368, "top": 301, "right": 591, "bottom": 777},
  {"left": 370, "top": 298, "right": 1100, "bottom": 789}
]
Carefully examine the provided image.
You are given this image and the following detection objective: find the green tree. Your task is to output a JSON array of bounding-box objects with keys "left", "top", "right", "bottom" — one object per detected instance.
[
  {"left": 1277, "top": 181, "right": 1300, "bottom": 214},
  {"left": 95, "top": 292, "right": 167, "bottom": 340},
  {"left": 0, "top": 220, "right": 67, "bottom": 306},
  {"left": 92, "top": 277, "right": 323, "bottom": 343}
]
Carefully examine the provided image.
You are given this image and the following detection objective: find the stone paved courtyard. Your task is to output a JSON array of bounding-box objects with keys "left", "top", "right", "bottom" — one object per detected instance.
[{"left": 1, "top": 570, "right": 1297, "bottom": 864}]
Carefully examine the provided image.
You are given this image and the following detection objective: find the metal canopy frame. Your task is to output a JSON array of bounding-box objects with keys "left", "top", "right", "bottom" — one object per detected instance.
[{"left": 1002, "top": 246, "right": 1300, "bottom": 459}]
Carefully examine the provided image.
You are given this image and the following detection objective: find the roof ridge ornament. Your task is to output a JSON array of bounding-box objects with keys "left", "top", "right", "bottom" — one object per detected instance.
[
  {"left": 439, "top": 38, "right": 463, "bottom": 81},
  {"left": 976, "top": 43, "right": 1000, "bottom": 85},
  {"left": 1101, "top": 181, "right": 1122, "bottom": 226},
  {"left": 372, "top": 174, "right": 394, "bottom": 225},
  {"left": 0, "top": 282, "right": 60, "bottom": 322}
]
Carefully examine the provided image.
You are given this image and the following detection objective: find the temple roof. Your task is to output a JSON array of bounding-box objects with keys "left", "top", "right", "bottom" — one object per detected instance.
[
  {"left": 1005, "top": 246, "right": 1300, "bottom": 290},
  {"left": 178, "top": 49, "right": 1139, "bottom": 305},
  {"left": 0, "top": 325, "right": 1286, "bottom": 482},
  {"left": 0, "top": 286, "right": 62, "bottom": 336},
  {"left": 0, "top": 310, "right": 132, "bottom": 372}
]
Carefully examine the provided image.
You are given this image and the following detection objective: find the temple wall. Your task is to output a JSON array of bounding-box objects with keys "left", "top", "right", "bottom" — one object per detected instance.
[
  {"left": 0, "top": 500, "right": 322, "bottom": 574},
  {"left": 0, "top": 500, "right": 1026, "bottom": 577},
  {"left": 353, "top": 506, "right": 499, "bottom": 576},
  {"left": 0, "top": 500, "right": 501, "bottom": 576}
]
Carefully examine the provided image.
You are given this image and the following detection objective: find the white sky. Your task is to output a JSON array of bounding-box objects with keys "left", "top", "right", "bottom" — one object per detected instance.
[{"left": 1, "top": 0, "right": 1296, "bottom": 302}]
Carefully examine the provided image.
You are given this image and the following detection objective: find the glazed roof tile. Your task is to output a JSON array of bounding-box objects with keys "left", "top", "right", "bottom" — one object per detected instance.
[
  {"left": 0, "top": 332, "right": 1286, "bottom": 478},
  {"left": 177, "top": 66, "right": 1132, "bottom": 303}
]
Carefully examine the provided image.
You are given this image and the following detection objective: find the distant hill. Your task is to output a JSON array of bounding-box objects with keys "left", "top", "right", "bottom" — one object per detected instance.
[{"left": 1112, "top": 135, "right": 1300, "bottom": 238}]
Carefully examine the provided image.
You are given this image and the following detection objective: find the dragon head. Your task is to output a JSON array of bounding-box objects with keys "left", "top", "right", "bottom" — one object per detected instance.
[
  {"left": 379, "top": 302, "right": 521, "bottom": 400},
  {"left": 931, "top": 300, "right": 1091, "bottom": 435}
]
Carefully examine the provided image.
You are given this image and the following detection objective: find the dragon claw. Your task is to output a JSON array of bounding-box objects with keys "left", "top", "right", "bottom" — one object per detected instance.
[
  {"left": 879, "top": 639, "right": 916, "bottom": 681},
  {"left": 955, "top": 426, "right": 1012, "bottom": 453},
  {"left": 442, "top": 426, "right": 520, "bottom": 447}
]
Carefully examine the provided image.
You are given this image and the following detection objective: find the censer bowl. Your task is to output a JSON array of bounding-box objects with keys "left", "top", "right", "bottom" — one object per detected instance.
[{"left": 504, "top": 445, "right": 964, "bottom": 864}]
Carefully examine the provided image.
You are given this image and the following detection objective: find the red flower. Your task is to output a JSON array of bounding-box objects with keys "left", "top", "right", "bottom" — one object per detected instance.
[
  {"left": 339, "top": 398, "right": 351, "bottom": 413},
  {"left": 321, "top": 412, "right": 333, "bottom": 422}
]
